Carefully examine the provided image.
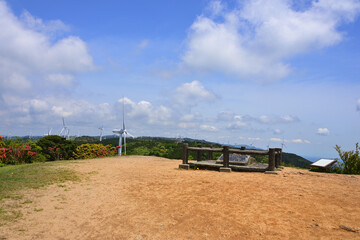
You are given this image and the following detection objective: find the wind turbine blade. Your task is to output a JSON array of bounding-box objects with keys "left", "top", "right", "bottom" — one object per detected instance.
[
  {"left": 126, "top": 132, "right": 135, "bottom": 138},
  {"left": 122, "top": 97, "right": 125, "bottom": 130},
  {"left": 60, "top": 128, "right": 64, "bottom": 136}
]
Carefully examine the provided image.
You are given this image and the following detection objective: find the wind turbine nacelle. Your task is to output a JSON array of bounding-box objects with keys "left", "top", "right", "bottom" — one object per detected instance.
[{"left": 112, "top": 129, "right": 124, "bottom": 134}]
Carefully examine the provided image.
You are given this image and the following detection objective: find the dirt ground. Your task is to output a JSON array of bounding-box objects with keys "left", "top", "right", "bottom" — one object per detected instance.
[{"left": 1, "top": 156, "right": 360, "bottom": 240}]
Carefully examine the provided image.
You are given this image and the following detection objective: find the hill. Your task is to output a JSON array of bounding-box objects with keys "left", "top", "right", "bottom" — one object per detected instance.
[
  {"left": 282, "top": 152, "right": 312, "bottom": 168},
  {"left": 74, "top": 136, "right": 311, "bottom": 168}
]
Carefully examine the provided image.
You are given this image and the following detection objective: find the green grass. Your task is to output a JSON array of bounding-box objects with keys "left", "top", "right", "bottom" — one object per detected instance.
[
  {"left": 0, "top": 162, "right": 80, "bottom": 225},
  {"left": 0, "top": 162, "right": 80, "bottom": 200}
]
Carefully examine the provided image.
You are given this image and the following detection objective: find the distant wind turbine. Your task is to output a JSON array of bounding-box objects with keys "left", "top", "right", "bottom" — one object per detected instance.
[
  {"left": 59, "top": 118, "right": 70, "bottom": 140},
  {"left": 44, "top": 127, "right": 52, "bottom": 136},
  {"left": 112, "top": 99, "right": 134, "bottom": 156},
  {"left": 281, "top": 138, "right": 287, "bottom": 150},
  {"left": 99, "top": 125, "right": 104, "bottom": 141}
]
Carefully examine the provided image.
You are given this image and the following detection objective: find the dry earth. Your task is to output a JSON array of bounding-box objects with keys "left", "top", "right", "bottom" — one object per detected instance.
[{"left": 1, "top": 156, "right": 360, "bottom": 240}]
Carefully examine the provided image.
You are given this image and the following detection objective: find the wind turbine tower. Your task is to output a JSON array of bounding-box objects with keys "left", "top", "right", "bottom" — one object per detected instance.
[
  {"left": 281, "top": 138, "right": 287, "bottom": 150},
  {"left": 99, "top": 125, "right": 104, "bottom": 141},
  {"left": 112, "top": 99, "right": 134, "bottom": 156},
  {"left": 59, "top": 118, "right": 70, "bottom": 140}
]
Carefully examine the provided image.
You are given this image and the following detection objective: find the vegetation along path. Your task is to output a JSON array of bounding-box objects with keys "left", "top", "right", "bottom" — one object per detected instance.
[{"left": 1, "top": 156, "right": 360, "bottom": 239}]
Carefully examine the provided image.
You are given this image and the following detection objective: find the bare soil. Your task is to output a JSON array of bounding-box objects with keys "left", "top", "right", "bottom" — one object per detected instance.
[{"left": 1, "top": 156, "right": 360, "bottom": 240}]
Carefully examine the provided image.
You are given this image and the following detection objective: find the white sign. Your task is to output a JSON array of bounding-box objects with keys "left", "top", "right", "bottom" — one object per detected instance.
[{"left": 310, "top": 159, "right": 337, "bottom": 168}]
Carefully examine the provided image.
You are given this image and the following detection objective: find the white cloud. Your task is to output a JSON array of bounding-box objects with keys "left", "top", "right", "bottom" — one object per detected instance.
[
  {"left": 0, "top": 1, "right": 94, "bottom": 99},
  {"left": 317, "top": 127, "right": 330, "bottom": 136},
  {"left": 357, "top": 98, "right": 360, "bottom": 111},
  {"left": 217, "top": 111, "right": 234, "bottom": 121},
  {"left": 273, "top": 129, "right": 282, "bottom": 134},
  {"left": 136, "top": 39, "right": 149, "bottom": 53},
  {"left": 178, "top": 122, "right": 197, "bottom": 129},
  {"left": 248, "top": 137, "right": 261, "bottom": 141},
  {"left": 270, "top": 138, "right": 282, "bottom": 142},
  {"left": 182, "top": 0, "right": 360, "bottom": 80},
  {"left": 233, "top": 114, "right": 298, "bottom": 124},
  {"left": 206, "top": 0, "right": 224, "bottom": 17},
  {"left": 180, "top": 114, "right": 195, "bottom": 122},
  {"left": 117, "top": 97, "right": 173, "bottom": 126},
  {"left": 270, "top": 138, "right": 310, "bottom": 144},
  {"left": 174, "top": 80, "right": 218, "bottom": 106},
  {"left": 138, "top": 39, "right": 149, "bottom": 49},
  {"left": 20, "top": 10, "right": 69, "bottom": 34},
  {"left": 227, "top": 121, "right": 248, "bottom": 129},
  {"left": 291, "top": 139, "right": 303, "bottom": 143},
  {"left": 46, "top": 74, "right": 74, "bottom": 87},
  {"left": 200, "top": 124, "right": 218, "bottom": 132}
]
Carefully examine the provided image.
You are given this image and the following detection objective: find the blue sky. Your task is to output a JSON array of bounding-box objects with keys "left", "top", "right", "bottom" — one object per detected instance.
[{"left": 1, "top": 0, "right": 360, "bottom": 158}]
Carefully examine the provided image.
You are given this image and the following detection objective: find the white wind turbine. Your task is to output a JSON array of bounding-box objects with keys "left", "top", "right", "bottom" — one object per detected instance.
[
  {"left": 112, "top": 99, "right": 134, "bottom": 156},
  {"left": 44, "top": 127, "right": 52, "bottom": 136},
  {"left": 99, "top": 125, "right": 104, "bottom": 141},
  {"left": 59, "top": 118, "right": 70, "bottom": 140},
  {"left": 281, "top": 137, "right": 287, "bottom": 150}
]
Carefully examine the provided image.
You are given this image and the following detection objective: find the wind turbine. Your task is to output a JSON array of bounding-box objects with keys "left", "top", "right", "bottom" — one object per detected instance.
[
  {"left": 112, "top": 99, "right": 134, "bottom": 156},
  {"left": 99, "top": 125, "right": 104, "bottom": 141},
  {"left": 281, "top": 138, "right": 287, "bottom": 150},
  {"left": 59, "top": 118, "right": 70, "bottom": 140},
  {"left": 44, "top": 127, "right": 52, "bottom": 136}
]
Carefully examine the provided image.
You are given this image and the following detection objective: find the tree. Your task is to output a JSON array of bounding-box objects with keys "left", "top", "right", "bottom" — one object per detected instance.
[
  {"left": 335, "top": 143, "right": 360, "bottom": 174},
  {"left": 37, "top": 135, "right": 76, "bottom": 161}
]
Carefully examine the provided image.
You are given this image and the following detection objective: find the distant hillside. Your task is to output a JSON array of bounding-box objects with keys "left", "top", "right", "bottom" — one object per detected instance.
[{"left": 282, "top": 152, "right": 312, "bottom": 168}]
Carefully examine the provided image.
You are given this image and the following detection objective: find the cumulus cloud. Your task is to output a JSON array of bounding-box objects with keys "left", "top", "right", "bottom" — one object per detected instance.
[
  {"left": 248, "top": 137, "right": 261, "bottom": 141},
  {"left": 273, "top": 129, "right": 282, "bottom": 135},
  {"left": 270, "top": 138, "right": 282, "bottom": 142},
  {"left": 117, "top": 97, "right": 173, "bottom": 126},
  {"left": 217, "top": 111, "right": 234, "bottom": 121},
  {"left": 20, "top": 10, "right": 69, "bottom": 34},
  {"left": 258, "top": 115, "right": 299, "bottom": 124},
  {"left": 317, "top": 127, "right": 330, "bottom": 136},
  {"left": 0, "top": 1, "right": 94, "bottom": 99},
  {"left": 227, "top": 121, "right": 248, "bottom": 130},
  {"left": 200, "top": 124, "right": 218, "bottom": 132},
  {"left": 182, "top": 0, "right": 360, "bottom": 80},
  {"left": 0, "top": 93, "right": 113, "bottom": 131},
  {"left": 174, "top": 80, "right": 218, "bottom": 107},
  {"left": 231, "top": 114, "right": 298, "bottom": 124},
  {"left": 291, "top": 139, "right": 303, "bottom": 143},
  {"left": 270, "top": 137, "right": 310, "bottom": 144}
]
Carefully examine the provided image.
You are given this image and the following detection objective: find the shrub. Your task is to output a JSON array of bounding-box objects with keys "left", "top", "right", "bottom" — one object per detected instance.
[
  {"left": 335, "top": 143, "right": 360, "bottom": 174},
  {"left": 73, "top": 144, "right": 116, "bottom": 159},
  {"left": 0, "top": 136, "right": 39, "bottom": 165},
  {"left": 36, "top": 135, "right": 77, "bottom": 161}
]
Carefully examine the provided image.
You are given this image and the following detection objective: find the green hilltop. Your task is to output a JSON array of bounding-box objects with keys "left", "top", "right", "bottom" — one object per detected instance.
[{"left": 74, "top": 136, "right": 312, "bottom": 169}]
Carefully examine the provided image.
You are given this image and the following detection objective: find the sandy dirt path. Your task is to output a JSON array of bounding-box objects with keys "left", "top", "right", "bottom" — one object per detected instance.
[{"left": 1, "top": 156, "right": 360, "bottom": 239}]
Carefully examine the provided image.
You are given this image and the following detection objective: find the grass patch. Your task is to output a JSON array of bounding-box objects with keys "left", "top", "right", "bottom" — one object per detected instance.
[
  {"left": 0, "top": 162, "right": 80, "bottom": 201},
  {"left": 0, "top": 161, "right": 81, "bottom": 226}
]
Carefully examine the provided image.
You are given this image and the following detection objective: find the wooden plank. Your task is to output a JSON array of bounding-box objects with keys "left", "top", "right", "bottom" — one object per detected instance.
[
  {"left": 182, "top": 143, "right": 188, "bottom": 164},
  {"left": 187, "top": 147, "right": 223, "bottom": 152},
  {"left": 268, "top": 148, "right": 275, "bottom": 171},
  {"left": 229, "top": 149, "right": 269, "bottom": 155},
  {"left": 223, "top": 146, "right": 229, "bottom": 168}
]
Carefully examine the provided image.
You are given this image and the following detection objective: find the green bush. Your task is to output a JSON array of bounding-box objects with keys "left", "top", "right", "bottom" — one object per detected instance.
[
  {"left": 335, "top": 143, "right": 360, "bottom": 174},
  {"left": 73, "top": 144, "right": 116, "bottom": 159},
  {"left": 0, "top": 137, "right": 40, "bottom": 165},
  {"left": 36, "top": 135, "right": 76, "bottom": 161}
]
